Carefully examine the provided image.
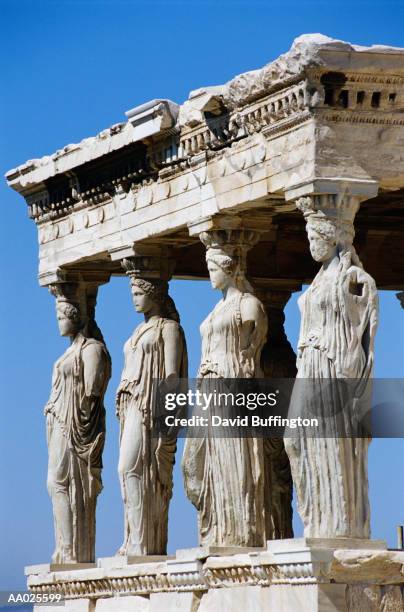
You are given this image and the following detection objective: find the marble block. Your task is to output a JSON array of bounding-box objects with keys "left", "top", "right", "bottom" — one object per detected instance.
[{"left": 27, "top": 541, "right": 404, "bottom": 612}]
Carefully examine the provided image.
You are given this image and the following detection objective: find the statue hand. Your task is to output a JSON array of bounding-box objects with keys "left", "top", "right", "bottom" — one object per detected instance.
[
  {"left": 115, "top": 388, "right": 127, "bottom": 419},
  {"left": 44, "top": 402, "right": 53, "bottom": 416}
]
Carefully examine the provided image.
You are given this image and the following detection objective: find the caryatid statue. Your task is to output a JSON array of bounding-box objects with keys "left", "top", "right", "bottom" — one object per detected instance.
[
  {"left": 45, "top": 281, "right": 111, "bottom": 563},
  {"left": 284, "top": 193, "right": 378, "bottom": 539},
  {"left": 116, "top": 258, "right": 188, "bottom": 556},
  {"left": 182, "top": 228, "right": 268, "bottom": 547}
]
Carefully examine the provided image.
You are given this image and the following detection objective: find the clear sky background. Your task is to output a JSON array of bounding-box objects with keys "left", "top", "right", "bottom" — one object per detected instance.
[{"left": 1, "top": 0, "right": 403, "bottom": 598}]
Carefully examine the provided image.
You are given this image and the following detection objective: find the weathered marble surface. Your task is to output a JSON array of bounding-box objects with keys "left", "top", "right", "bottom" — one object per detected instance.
[
  {"left": 182, "top": 228, "right": 268, "bottom": 547},
  {"left": 285, "top": 193, "right": 378, "bottom": 539},
  {"left": 29, "top": 541, "right": 404, "bottom": 612},
  {"left": 6, "top": 32, "right": 404, "bottom": 611},
  {"left": 45, "top": 282, "right": 111, "bottom": 563},
  {"left": 117, "top": 260, "right": 188, "bottom": 555},
  {"left": 6, "top": 35, "right": 404, "bottom": 285}
]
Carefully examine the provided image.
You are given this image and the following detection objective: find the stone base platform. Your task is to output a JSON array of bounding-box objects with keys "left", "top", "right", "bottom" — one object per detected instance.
[{"left": 27, "top": 539, "right": 404, "bottom": 612}]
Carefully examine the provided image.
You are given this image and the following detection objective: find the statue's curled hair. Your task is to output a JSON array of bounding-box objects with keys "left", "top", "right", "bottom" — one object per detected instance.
[{"left": 131, "top": 278, "right": 180, "bottom": 322}]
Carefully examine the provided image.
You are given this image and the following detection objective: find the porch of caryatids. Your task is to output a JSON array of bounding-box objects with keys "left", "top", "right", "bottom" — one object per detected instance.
[
  {"left": 44, "top": 270, "right": 111, "bottom": 564},
  {"left": 284, "top": 187, "right": 379, "bottom": 540},
  {"left": 253, "top": 281, "right": 299, "bottom": 541},
  {"left": 111, "top": 244, "right": 188, "bottom": 556},
  {"left": 182, "top": 215, "right": 268, "bottom": 547}
]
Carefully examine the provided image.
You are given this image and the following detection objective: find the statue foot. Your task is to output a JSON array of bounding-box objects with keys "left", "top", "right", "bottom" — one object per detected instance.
[
  {"left": 125, "top": 543, "right": 144, "bottom": 556},
  {"left": 51, "top": 546, "right": 75, "bottom": 564}
]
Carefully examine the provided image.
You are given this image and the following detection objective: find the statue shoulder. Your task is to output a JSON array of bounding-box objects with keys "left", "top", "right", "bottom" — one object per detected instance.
[
  {"left": 240, "top": 293, "right": 266, "bottom": 322},
  {"left": 161, "top": 318, "right": 183, "bottom": 338},
  {"left": 345, "top": 265, "right": 378, "bottom": 298},
  {"left": 81, "top": 337, "right": 109, "bottom": 362}
]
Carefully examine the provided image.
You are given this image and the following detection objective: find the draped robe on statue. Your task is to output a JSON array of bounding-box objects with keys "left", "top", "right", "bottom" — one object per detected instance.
[
  {"left": 45, "top": 333, "right": 111, "bottom": 563},
  {"left": 117, "top": 317, "right": 188, "bottom": 555},
  {"left": 183, "top": 292, "right": 267, "bottom": 547},
  {"left": 285, "top": 255, "right": 378, "bottom": 538}
]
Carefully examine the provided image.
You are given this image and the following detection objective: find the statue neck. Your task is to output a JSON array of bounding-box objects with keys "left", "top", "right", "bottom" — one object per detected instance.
[{"left": 222, "top": 285, "right": 240, "bottom": 301}]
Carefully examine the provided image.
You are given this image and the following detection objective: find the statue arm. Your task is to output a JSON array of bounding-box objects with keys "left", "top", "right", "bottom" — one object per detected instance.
[
  {"left": 239, "top": 295, "right": 267, "bottom": 376},
  {"left": 240, "top": 295, "right": 267, "bottom": 341},
  {"left": 347, "top": 267, "right": 379, "bottom": 372},
  {"left": 115, "top": 340, "right": 134, "bottom": 397},
  {"left": 161, "top": 321, "right": 183, "bottom": 392},
  {"left": 82, "top": 343, "right": 109, "bottom": 398},
  {"left": 360, "top": 275, "right": 378, "bottom": 377},
  {"left": 80, "top": 342, "right": 109, "bottom": 422}
]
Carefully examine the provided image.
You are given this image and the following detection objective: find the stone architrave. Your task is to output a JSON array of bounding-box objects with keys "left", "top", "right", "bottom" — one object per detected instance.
[
  {"left": 254, "top": 282, "right": 297, "bottom": 541},
  {"left": 116, "top": 254, "right": 188, "bottom": 556},
  {"left": 182, "top": 224, "right": 268, "bottom": 547},
  {"left": 284, "top": 191, "right": 379, "bottom": 539},
  {"left": 45, "top": 280, "right": 111, "bottom": 563}
]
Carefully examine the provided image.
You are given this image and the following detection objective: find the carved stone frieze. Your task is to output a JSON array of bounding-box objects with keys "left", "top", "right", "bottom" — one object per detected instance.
[
  {"left": 26, "top": 546, "right": 404, "bottom": 601},
  {"left": 7, "top": 34, "right": 404, "bottom": 239}
]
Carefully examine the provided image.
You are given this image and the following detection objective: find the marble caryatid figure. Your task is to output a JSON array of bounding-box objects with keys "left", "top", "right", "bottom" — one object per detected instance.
[
  {"left": 116, "top": 265, "right": 188, "bottom": 556},
  {"left": 285, "top": 194, "right": 378, "bottom": 539},
  {"left": 45, "top": 282, "right": 111, "bottom": 563},
  {"left": 182, "top": 229, "right": 268, "bottom": 547}
]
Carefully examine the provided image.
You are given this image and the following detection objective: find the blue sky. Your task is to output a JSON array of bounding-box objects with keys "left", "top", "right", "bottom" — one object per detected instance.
[{"left": 1, "top": 0, "right": 403, "bottom": 596}]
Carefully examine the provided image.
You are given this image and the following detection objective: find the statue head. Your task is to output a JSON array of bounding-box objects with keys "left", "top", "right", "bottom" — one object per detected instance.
[
  {"left": 49, "top": 283, "right": 85, "bottom": 338},
  {"left": 130, "top": 278, "right": 166, "bottom": 314},
  {"left": 200, "top": 229, "right": 257, "bottom": 294},
  {"left": 297, "top": 196, "right": 357, "bottom": 264},
  {"left": 306, "top": 217, "right": 338, "bottom": 262},
  {"left": 130, "top": 278, "right": 180, "bottom": 322},
  {"left": 205, "top": 250, "right": 236, "bottom": 290},
  {"left": 306, "top": 216, "right": 356, "bottom": 263},
  {"left": 49, "top": 281, "right": 107, "bottom": 341},
  {"left": 56, "top": 301, "right": 82, "bottom": 337}
]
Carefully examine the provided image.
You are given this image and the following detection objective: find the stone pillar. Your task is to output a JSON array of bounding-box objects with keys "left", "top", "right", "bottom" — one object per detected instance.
[
  {"left": 43, "top": 270, "right": 111, "bottom": 564},
  {"left": 284, "top": 189, "right": 379, "bottom": 539},
  {"left": 182, "top": 216, "right": 268, "bottom": 547},
  {"left": 254, "top": 281, "right": 299, "bottom": 541},
  {"left": 112, "top": 244, "right": 188, "bottom": 556},
  {"left": 254, "top": 281, "right": 298, "bottom": 379}
]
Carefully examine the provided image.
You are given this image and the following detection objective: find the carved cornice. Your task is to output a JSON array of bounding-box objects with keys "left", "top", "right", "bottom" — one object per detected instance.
[
  {"left": 18, "top": 64, "right": 404, "bottom": 228},
  {"left": 317, "top": 109, "right": 404, "bottom": 126},
  {"left": 310, "top": 69, "right": 404, "bottom": 87}
]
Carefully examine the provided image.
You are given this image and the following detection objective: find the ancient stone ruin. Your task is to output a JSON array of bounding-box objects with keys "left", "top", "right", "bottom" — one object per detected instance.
[{"left": 6, "top": 34, "right": 404, "bottom": 612}]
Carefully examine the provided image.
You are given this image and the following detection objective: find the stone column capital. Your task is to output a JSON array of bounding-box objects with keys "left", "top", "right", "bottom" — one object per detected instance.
[
  {"left": 188, "top": 214, "right": 244, "bottom": 236},
  {"left": 109, "top": 243, "right": 176, "bottom": 281},
  {"left": 39, "top": 268, "right": 111, "bottom": 289},
  {"left": 121, "top": 253, "right": 175, "bottom": 282},
  {"left": 284, "top": 178, "right": 379, "bottom": 203},
  {"left": 189, "top": 215, "right": 268, "bottom": 277},
  {"left": 188, "top": 213, "right": 272, "bottom": 239}
]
